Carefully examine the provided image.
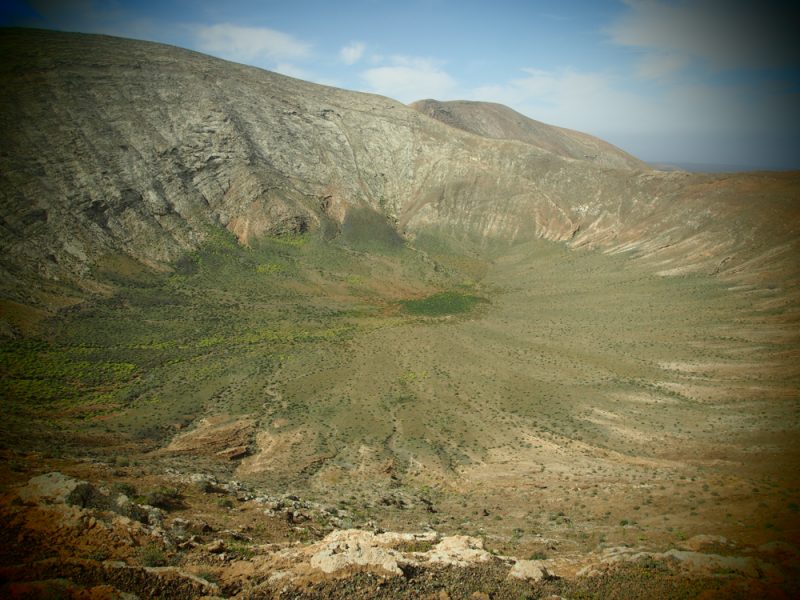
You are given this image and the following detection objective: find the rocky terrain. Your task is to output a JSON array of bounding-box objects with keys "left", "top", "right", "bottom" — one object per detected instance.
[
  {"left": 1, "top": 28, "right": 799, "bottom": 598},
  {"left": 2, "top": 467, "right": 798, "bottom": 598}
]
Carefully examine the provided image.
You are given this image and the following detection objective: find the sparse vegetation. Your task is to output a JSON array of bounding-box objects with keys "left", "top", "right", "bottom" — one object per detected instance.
[{"left": 0, "top": 221, "right": 796, "bottom": 598}]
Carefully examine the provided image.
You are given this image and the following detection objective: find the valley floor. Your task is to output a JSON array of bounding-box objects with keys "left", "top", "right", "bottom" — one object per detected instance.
[{"left": 1, "top": 232, "right": 799, "bottom": 597}]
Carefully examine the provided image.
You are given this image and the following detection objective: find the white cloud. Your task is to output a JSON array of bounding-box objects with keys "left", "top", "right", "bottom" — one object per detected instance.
[
  {"left": 340, "top": 41, "right": 365, "bottom": 65},
  {"left": 608, "top": 0, "right": 799, "bottom": 71},
  {"left": 471, "top": 68, "right": 657, "bottom": 135},
  {"left": 468, "top": 66, "right": 778, "bottom": 139},
  {"left": 466, "top": 63, "right": 798, "bottom": 165},
  {"left": 361, "top": 57, "right": 457, "bottom": 103},
  {"left": 191, "top": 23, "right": 311, "bottom": 64}
]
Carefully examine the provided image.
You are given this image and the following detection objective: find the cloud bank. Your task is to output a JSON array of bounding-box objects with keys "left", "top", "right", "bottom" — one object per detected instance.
[
  {"left": 361, "top": 57, "right": 457, "bottom": 103},
  {"left": 192, "top": 23, "right": 311, "bottom": 64}
]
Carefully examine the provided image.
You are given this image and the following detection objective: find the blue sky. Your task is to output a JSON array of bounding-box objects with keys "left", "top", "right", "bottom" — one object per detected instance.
[{"left": 2, "top": 0, "right": 799, "bottom": 169}]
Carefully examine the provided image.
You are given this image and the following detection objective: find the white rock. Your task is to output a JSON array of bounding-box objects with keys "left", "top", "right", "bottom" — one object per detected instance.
[
  {"left": 376, "top": 531, "right": 439, "bottom": 546},
  {"left": 18, "top": 472, "right": 93, "bottom": 506},
  {"left": 509, "top": 559, "right": 551, "bottom": 581},
  {"left": 426, "top": 536, "right": 493, "bottom": 567},
  {"left": 309, "top": 530, "right": 405, "bottom": 576}
]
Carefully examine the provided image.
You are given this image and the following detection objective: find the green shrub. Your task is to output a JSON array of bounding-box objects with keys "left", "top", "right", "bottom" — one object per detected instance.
[
  {"left": 139, "top": 543, "right": 167, "bottom": 567},
  {"left": 145, "top": 487, "right": 184, "bottom": 510},
  {"left": 113, "top": 482, "right": 137, "bottom": 497}
]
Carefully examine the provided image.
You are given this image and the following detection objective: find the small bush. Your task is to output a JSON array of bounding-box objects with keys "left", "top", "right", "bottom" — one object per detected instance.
[
  {"left": 227, "top": 542, "right": 254, "bottom": 559},
  {"left": 139, "top": 543, "right": 167, "bottom": 567},
  {"left": 145, "top": 487, "right": 184, "bottom": 510},
  {"left": 195, "top": 479, "right": 216, "bottom": 493},
  {"left": 396, "top": 540, "right": 435, "bottom": 553},
  {"left": 114, "top": 482, "right": 137, "bottom": 497},
  {"left": 87, "top": 547, "right": 111, "bottom": 561}
]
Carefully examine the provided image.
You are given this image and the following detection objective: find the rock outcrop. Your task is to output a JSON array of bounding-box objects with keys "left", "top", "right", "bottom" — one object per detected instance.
[
  {"left": 309, "top": 530, "right": 406, "bottom": 575},
  {"left": 3, "top": 472, "right": 797, "bottom": 598}
]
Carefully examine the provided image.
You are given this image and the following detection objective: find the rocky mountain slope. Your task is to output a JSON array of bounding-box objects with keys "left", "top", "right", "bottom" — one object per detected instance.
[
  {"left": 409, "top": 99, "right": 648, "bottom": 170},
  {"left": 1, "top": 28, "right": 798, "bottom": 314}
]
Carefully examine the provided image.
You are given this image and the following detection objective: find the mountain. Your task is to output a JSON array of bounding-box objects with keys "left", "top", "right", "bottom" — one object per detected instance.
[
  {"left": 409, "top": 98, "right": 648, "bottom": 170},
  {"left": 1, "top": 28, "right": 800, "bottom": 599},
  {"left": 1, "top": 28, "right": 798, "bottom": 313}
]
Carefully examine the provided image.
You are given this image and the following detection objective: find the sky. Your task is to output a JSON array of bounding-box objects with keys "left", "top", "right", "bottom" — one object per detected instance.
[{"left": 2, "top": 0, "right": 799, "bottom": 170}]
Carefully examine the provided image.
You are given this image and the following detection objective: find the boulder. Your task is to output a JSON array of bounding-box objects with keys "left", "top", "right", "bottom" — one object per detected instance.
[
  {"left": 509, "top": 559, "right": 552, "bottom": 581},
  {"left": 426, "top": 536, "right": 493, "bottom": 567},
  {"left": 679, "top": 534, "right": 730, "bottom": 551},
  {"left": 664, "top": 550, "right": 761, "bottom": 578},
  {"left": 309, "top": 530, "right": 405, "bottom": 576},
  {"left": 18, "top": 472, "right": 104, "bottom": 508}
]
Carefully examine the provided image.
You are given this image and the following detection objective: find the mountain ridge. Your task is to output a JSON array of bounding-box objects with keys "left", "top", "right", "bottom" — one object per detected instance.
[
  {"left": 0, "top": 28, "right": 798, "bottom": 313},
  {"left": 409, "top": 98, "right": 648, "bottom": 170}
]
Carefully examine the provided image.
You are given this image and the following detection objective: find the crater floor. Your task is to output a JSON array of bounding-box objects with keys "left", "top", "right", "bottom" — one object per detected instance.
[{"left": 3, "top": 234, "right": 797, "bottom": 563}]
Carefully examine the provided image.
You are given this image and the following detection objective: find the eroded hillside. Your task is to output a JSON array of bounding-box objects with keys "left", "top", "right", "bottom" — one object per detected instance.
[{"left": 1, "top": 29, "right": 798, "bottom": 316}]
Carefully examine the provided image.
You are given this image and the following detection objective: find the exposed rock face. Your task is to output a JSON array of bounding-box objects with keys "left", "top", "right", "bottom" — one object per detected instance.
[
  {"left": 1, "top": 29, "right": 798, "bottom": 310},
  {"left": 3, "top": 473, "right": 796, "bottom": 598},
  {"left": 17, "top": 472, "right": 96, "bottom": 506},
  {"left": 18, "top": 472, "right": 149, "bottom": 522}
]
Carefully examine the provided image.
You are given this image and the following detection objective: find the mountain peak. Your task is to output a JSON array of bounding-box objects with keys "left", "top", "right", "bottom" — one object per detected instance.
[{"left": 409, "top": 98, "right": 648, "bottom": 170}]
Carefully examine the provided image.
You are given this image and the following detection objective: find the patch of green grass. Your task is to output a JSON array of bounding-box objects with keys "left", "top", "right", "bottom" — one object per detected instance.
[
  {"left": 401, "top": 291, "right": 486, "bottom": 316},
  {"left": 340, "top": 206, "right": 404, "bottom": 252}
]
